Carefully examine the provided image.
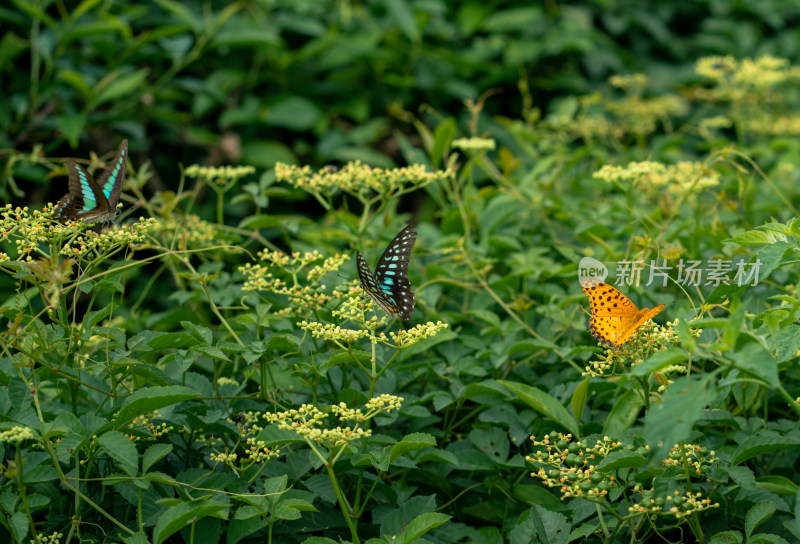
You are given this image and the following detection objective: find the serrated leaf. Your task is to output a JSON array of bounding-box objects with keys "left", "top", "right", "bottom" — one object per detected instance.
[
  {"left": 708, "top": 531, "right": 743, "bottom": 544},
  {"left": 595, "top": 450, "right": 647, "bottom": 472},
  {"left": 152, "top": 500, "right": 228, "bottom": 544},
  {"left": 143, "top": 444, "right": 173, "bottom": 473},
  {"left": 644, "top": 374, "right": 717, "bottom": 462},
  {"left": 571, "top": 377, "right": 589, "bottom": 424},
  {"left": 732, "top": 435, "right": 800, "bottom": 466},
  {"left": 745, "top": 501, "right": 776, "bottom": 539},
  {"left": 403, "top": 512, "right": 451, "bottom": 544},
  {"left": 390, "top": 433, "right": 436, "bottom": 462},
  {"left": 114, "top": 386, "right": 199, "bottom": 428},
  {"left": 97, "top": 430, "right": 138, "bottom": 476},
  {"left": 501, "top": 381, "right": 579, "bottom": 438},
  {"left": 629, "top": 347, "right": 686, "bottom": 376},
  {"left": 146, "top": 332, "right": 202, "bottom": 350},
  {"left": 192, "top": 345, "right": 229, "bottom": 361}
]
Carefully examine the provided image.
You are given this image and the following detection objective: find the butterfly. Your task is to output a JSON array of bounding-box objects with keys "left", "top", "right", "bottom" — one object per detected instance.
[
  {"left": 53, "top": 139, "right": 128, "bottom": 224},
  {"left": 356, "top": 224, "right": 417, "bottom": 320},
  {"left": 580, "top": 278, "right": 665, "bottom": 348}
]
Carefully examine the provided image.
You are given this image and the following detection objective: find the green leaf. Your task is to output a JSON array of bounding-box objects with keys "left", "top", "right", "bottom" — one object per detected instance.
[
  {"left": 773, "top": 324, "right": 800, "bottom": 363},
  {"left": 708, "top": 531, "right": 743, "bottom": 544},
  {"left": 722, "top": 300, "right": 746, "bottom": 348},
  {"left": 146, "top": 332, "right": 202, "bottom": 350},
  {"left": 153, "top": 0, "right": 202, "bottom": 32},
  {"left": 755, "top": 241, "right": 791, "bottom": 280},
  {"left": 390, "top": 433, "right": 436, "bottom": 462},
  {"left": 729, "top": 342, "right": 778, "bottom": 387},
  {"left": 644, "top": 374, "right": 717, "bottom": 462},
  {"left": 22, "top": 464, "right": 59, "bottom": 483},
  {"left": 431, "top": 117, "right": 457, "bottom": 168},
  {"left": 384, "top": 0, "right": 420, "bottom": 42},
  {"left": 756, "top": 475, "right": 798, "bottom": 496},
  {"left": 500, "top": 381, "right": 579, "bottom": 438},
  {"left": 241, "top": 140, "right": 296, "bottom": 169},
  {"left": 629, "top": 347, "right": 687, "bottom": 376},
  {"left": 529, "top": 503, "right": 569, "bottom": 544},
  {"left": 56, "top": 112, "right": 87, "bottom": 148},
  {"left": 9, "top": 511, "right": 28, "bottom": 543},
  {"left": 603, "top": 388, "right": 643, "bottom": 437},
  {"left": 571, "top": 377, "right": 589, "bottom": 424},
  {"left": 86, "top": 305, "right": 113, "bottom": 329},
  {"left": 595, "top": 450, "right": 647, "bottom": 472},
  {"left": 403, "top": 512, "right": 451, "bottom": 544},
  {"left": 97, "top": 430, "right": 138, "bottom": 476},
  {"left": 266, "top": 97, "right": 321, "bottom": 131},
  {"left": 273, "top": 498, "right": 317, "bottom": 521},
  {"left": 0, "top": 32, "right": 29, "bottom": 70},
  {"left": 731, "top": 434, "right": 800, "bottom": 466},
  {"left": 114, "top": 386, "right": 200, "bottom": 428},
  {"left": 192, "top": 345, "right": 229, "bottom": 361},
  {"left": 746, "top": 501, "right": 776, "bottom": 539},
  {"left": 181, "top": 321, "right": 213, "bottom": 344},
  {"left": 152, "top": 499, "right": 228, "bottom": 544},
  {"left": 143, "top": 444, "right": 173, "bottom": 474},
  {"left": 93, "top": 68, "right": 150, "bottom": 107}
]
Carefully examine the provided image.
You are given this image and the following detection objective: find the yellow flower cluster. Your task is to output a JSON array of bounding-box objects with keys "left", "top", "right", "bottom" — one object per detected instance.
[
  {"left": 662, "top": 443, "right": 717, "bottom": 476},
  {"left": 609, "top": 73, "right": 649, "bottom": 91},
  {"left": 186, "top": 164, "right": 255, "bottom": 185},
  {"left": 387, "top": 321, "right": 449, "bottom": 347},
  {"left": 210, "top": 451, "right": 238, "bottom": 464},
  {"left": 606, "top": 95, "right": 687, "bottom": 134},
  {"left": 365, "top": 393, "right": 403, "bottom": 412},
  {"left": 264, "top": 403, "right": 371, "bottom": 448},
  {"left": 0, "top": 205, "right": 156, "bottom": 262},
  {"left": 264, "top": 396, "right": 404, "bottom": 450},
  {"left": 594, "top": 161, "right": 719, "bottom": 195},
  {"left": 629, "top": 487, "right": 719, "bottom": 519},
  {"left": 204, "top": 411, "right": 280, "bottom": 471},
  {"left": 696, "top": 55, "right": 800, "bottom": 89},
  {"left": 58, "top": 218, "right": 157, "bottom": 260},
  {"left": 585, "top": 318, "right": 701, "bottom": 379},
  {"left": 0, "top": 425, "right": 35, "bottom": 444},
  {"left": 333, "top": 287, "right": 381, "bottom": 323},
  {"left": 275, "top": 161, "right": 452, "bottom": 197},
  {"left": 240, "top": 250, "right": 348, "bottom": 315},
  {"left": 452, "top": 137, "right": 496, "bottom": 152},
  {"left": 124, "top": 410, "right": 173, "bottom": 441},
  {"left": 297, "top": 321, "right": 369, "bottom": 343},
  {"left": 584, "top": 320, "right": 677, "bottom": 377},
  {"left": 32, "top": 532, "right": 64, "bottom": 544},
  {"left": 144, "top": 214, "right": 218, "bottom": 248},
  {"left": 526, "top": 433, "right": 622, "bottom": 499}
]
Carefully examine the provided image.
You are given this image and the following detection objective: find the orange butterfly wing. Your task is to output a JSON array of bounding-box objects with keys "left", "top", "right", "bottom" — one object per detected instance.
[{"left": 580, "top": 278, "right": 664, "bottom": 348}]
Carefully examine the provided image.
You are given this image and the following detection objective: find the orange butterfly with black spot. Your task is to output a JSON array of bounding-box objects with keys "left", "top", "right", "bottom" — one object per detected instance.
[{"left": 580, "top": 278, "right": 665, "bottom": 348}]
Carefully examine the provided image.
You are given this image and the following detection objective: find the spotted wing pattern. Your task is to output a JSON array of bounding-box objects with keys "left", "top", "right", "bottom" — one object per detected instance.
[
  {"left": 580, "top": 278, "right": 665, "bottom": 348},
  {"left": 54, "top": 139, "right": 128, "bottom": 224},
  {"left": 356, "top": 224, "right": 417, "bottom": 319}
]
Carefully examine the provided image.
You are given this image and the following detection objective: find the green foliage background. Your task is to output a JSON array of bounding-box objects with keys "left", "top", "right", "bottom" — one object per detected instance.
[{"left": 1, "top": 1, "right": 800, "bottom": 544}]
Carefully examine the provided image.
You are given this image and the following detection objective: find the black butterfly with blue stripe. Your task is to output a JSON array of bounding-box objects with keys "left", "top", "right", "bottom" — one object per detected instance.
[
  {"left": 356, "top": 224, "right": 417, "bottom": 320},
  {"left": 53, "top": 139, "right": 128, "bottom": 224}
]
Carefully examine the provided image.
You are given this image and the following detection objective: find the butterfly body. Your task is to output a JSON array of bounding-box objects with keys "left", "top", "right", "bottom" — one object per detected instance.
[
  {"left": 580, "top": 278, "right": 664, "bottom": 348},
  {"left": 54, "top": 139, "right": 128, "bottom": 224},
  {"left": 356, "top": 224, "right": 417, "bottom": 320}
]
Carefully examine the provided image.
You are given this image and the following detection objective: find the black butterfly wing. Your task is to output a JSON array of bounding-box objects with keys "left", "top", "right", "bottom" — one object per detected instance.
[
  {"left": 358, "top": 224, "right": 417, "bottom": 320},
  {"left": 53, "top": 160, "right": 104, "bottom": 222},
  {"left": 53, "top": 140, "right": 128, "bottom": 223},
  {"left": 93, "top": 139, "right": 128, "bottom": 208},
  {"left": 357, "top": 250, "right": 401, "bottom": 317}
]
